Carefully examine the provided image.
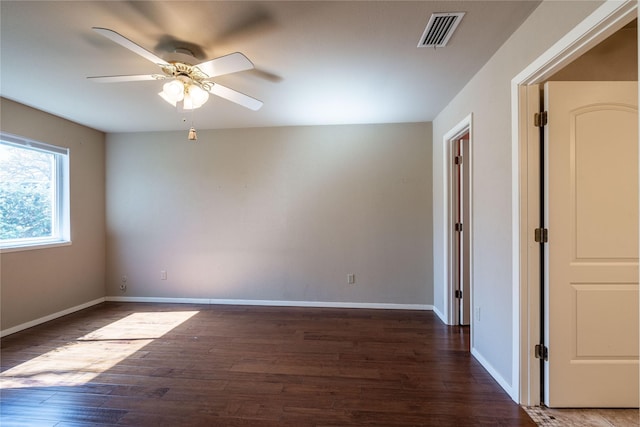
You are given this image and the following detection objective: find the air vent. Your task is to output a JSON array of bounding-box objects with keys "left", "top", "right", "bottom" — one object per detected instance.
[{"left": 418, "top": 12, "right": 465, "bottom": 48}]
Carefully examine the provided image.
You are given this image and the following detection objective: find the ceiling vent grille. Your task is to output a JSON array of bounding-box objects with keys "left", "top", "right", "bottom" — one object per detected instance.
[{"left": 418, "top": 12, "right": 465, "bottom": 48}]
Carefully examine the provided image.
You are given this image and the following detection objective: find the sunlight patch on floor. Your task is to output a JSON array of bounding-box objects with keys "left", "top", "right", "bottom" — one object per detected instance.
[{"left": 0, "top": 311, "right": 198, "bottom": 389}]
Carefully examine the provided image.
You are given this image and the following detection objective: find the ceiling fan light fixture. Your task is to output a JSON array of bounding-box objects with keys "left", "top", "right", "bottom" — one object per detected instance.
[
  {"left": 180, "top": 84, "right": 209, "bottom": 110},
  {"left": 158, "top": 90, "right": 177, "bottom": 107},
  {"left": 89, "top": 28, "right": 263, "bottom": 111},
  {"left": 183, "top": 91, "right": 194, "bottom": 110},
  {"left": 188, "top": 85, "right": 210, "bottom": 109},
  {"left": 162, "top": 80, "right": 185, "bottom": 103}
]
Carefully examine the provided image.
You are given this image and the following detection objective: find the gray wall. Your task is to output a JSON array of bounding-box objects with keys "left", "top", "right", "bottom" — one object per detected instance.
[
  {"left": 550, "top": 20, "right": 637, "bottom": 81},
  {"left": 0, "top": 98, "right": 106, "bottom": 330},
  {"left": 106, "top": 123, "right": 433, "bottom": 306},
  {"left": 432, "top": 1, "right": 604, "bottom": 395}
]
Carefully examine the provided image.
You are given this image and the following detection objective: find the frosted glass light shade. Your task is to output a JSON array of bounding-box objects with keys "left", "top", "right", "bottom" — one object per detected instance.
[
  {"left": 189, "top": 85, "right": 209, "bottom": 108},
  {"left": 159, "top": 80, "right": 210, "bottom": 110},
  {"left": 162, "top": 80, "right": 185, "bottom": 103},
  {"left": 183, "top": 92, "right": 193, "bottom": 110},
  {"left": 158, "top": 91, "right": 177, "bottom": 106}
]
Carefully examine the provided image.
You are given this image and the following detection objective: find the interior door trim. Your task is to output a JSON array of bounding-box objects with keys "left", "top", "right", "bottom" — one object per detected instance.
[{"left": 511, "top": 0, "right": 637, "bottom": 406}]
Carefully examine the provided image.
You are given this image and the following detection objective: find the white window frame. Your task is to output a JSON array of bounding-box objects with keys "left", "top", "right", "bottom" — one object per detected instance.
[{"left": 0, "top": 132, "right": 71, "bottom": 252}]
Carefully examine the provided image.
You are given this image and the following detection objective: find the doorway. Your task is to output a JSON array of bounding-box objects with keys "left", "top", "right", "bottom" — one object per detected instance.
[
  {"left": 452, "top": 133, "right": 471, "bottom": 326},
  {"left": 512, "top": 1, "right": 638, "bottom": 406},
  {"left": 444, "top": 114, "right": 473, "bottom": 328}
]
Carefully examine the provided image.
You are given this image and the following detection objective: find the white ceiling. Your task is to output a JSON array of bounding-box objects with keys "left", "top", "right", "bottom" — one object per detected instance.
[{"left": 0, "top": 1, "right": 540, "bottom": 133}]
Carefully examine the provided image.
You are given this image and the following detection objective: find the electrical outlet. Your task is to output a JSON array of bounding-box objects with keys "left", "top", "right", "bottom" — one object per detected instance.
[
  {"left": 475, "top": 306, "right": 481, "bottom": 322},
  {"left": 347, "top": 273, "right": 356, "bottom": 284},
  {"left": 160, "top": 270, "right": 167, "bottom": 280},
  {"left": 119, "top": 283, "right": 127, "bottom": 292}
]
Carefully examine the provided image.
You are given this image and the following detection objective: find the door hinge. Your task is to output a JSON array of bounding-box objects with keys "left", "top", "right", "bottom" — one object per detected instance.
[
  {"left": 534, "top": 111, "right": 548, "bottom": 127},
  {"left": 455, "top": 222, "right": 463, "bottom": 232},
  {"left": 454, "top": 155, "right": 463, "bottom": 165},
  {"left": 534, "top": 227, "right": 548, "bottom": 243},
  {"left": 534, "top": 344, "right": 548, "bottom": 361},
  {"left": 455, "top": 290, "right": 463, "bottom": 299}
]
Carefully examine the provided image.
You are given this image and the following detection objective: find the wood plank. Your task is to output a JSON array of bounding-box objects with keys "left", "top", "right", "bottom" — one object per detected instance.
[{"left": 1, "top": 302, "right": 536, "bottom": 426}]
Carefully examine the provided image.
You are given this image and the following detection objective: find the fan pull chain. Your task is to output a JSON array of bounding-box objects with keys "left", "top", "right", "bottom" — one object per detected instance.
[{"left": 188, "top": 108, "right": 197, "bottom": 141}]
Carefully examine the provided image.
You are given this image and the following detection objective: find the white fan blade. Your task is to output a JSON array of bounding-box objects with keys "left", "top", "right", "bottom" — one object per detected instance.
[
  {"left": 198, "top": 52, "right": 254, "bottom": 78},
  {"left": 209, "top": 83, "right": 263, "bottom": 111},
  {"left": 87, "top": 74, "right": 163, "bottom": 83},
  {"left": 92, "top": 27, "right": 168, "bottom": 66}
]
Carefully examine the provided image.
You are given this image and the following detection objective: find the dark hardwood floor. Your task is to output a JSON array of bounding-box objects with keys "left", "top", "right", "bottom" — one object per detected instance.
[{"left": 1, "top": 303, "right": 536, "bottom": 426}]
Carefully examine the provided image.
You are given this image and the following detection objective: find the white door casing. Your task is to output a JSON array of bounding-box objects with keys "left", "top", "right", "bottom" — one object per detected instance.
[{"left": 544, "top": 81, "right": 639, "bottom": 407}]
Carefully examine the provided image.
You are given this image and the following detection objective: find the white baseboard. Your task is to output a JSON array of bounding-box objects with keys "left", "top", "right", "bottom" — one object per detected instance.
[
  {"left": 432, "top": 305, "right": 447, "bottom": 323},
  {"left": 106, "top": 296, "right": 433, "bottom": 311},
  {"left": 1, "top": 297, "right": 106, "bottom": 338},
  {"left": 471, "top": 347, "right": 515, "bottom": 400},
  {"left": 1, "top": 297, "right": 431, "bottom": 338},
  {"left": 106, "top": 296, "right": 210, "bottom": 304}
]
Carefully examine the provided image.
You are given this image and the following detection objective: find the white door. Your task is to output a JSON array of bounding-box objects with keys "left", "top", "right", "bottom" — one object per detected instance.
[
  {"left": 452, "top": 136, "right": 471, "bottom": 326},
  {"left": 545, "top": 81, "right": 639, "bottom": 407},
  {"left": 460, "top": 137, "right": 471, "bottom": 325}
]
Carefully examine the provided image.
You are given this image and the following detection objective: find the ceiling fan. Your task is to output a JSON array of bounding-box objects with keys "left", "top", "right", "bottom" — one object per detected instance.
[{"left": 88, "top": 27, "right": 263, "bottom": 111}]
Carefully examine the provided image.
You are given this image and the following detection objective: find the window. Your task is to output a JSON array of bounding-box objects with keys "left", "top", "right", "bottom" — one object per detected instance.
[{"left": 0, "top": 132, "right": 70, "bottom": 251}]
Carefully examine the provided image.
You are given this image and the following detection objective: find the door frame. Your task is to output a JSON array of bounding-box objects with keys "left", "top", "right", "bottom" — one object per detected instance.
[
  {"left": 511, "top": 0, "right": 637, "bottom": 405},
  {"left": 443, "top": 114, "right": 474, "bottom": 327}
]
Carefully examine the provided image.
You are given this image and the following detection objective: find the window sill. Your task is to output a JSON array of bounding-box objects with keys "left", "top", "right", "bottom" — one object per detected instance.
[{"left": 0, "top": 240, "right": 72, "bottom": 253}]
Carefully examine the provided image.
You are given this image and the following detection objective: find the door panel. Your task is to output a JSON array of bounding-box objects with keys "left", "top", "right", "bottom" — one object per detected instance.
[
  {"left": 545, "top": 81, "right": 639, "bottom": 408},
  {"left": 575, "top": 284, "right": 638, "bottom": 357},
  {"left": 573, "top": 107, "right": 639, "bottom": 259}
]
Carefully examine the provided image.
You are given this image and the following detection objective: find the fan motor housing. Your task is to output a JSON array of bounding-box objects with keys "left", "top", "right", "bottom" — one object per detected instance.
[{"left": 164, "top": 50, "right": 199, "bottom": 66}]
